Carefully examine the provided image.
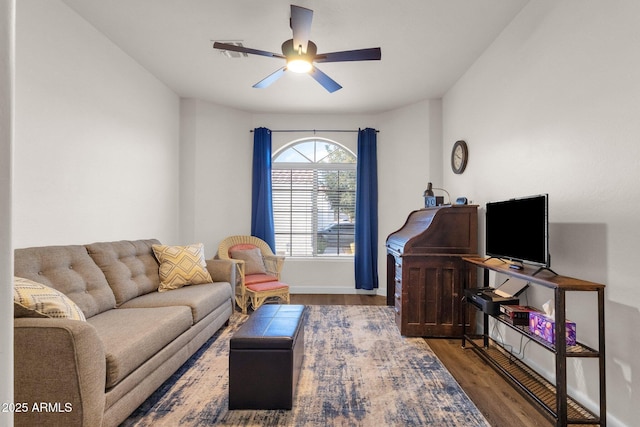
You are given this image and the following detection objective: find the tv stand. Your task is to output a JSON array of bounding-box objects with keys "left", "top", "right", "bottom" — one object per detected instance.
[
  {"left": 462, "top": 257, "right": 606, "bottom": 427},
  {"left": 531, "top": 265, "right": 559, "bottom": 277},
  {"left": 483, "top": 256, "right": 507, "bottom": 264},
  {"left": 483, "top": 256, "right": 525, "bottom": 270}
]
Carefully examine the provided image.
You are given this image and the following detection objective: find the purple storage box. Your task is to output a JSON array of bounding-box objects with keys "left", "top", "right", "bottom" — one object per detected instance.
[{"left": 528, "top": 312, "right": 576, "bottom": 346}]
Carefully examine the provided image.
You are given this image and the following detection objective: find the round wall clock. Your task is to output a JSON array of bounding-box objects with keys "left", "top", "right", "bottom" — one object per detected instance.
[{"left": 451, "top": 140, "right": 468, "bottom": 174}]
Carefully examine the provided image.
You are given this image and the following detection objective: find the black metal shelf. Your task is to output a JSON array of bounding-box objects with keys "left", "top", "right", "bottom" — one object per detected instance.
[
  {"left": 463, "top": 335, "right": 600, "bottom": 425},
  {"left": 462, "top": 257, "right": 606, "bottom": 427},
  {"left": 494, "top": 314, "right": 600, "bottom": 356}
]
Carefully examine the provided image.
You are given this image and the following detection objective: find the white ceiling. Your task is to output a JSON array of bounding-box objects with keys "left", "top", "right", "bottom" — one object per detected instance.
[{"left": 60, "top": 0, "right": 529, "bottom": 114}]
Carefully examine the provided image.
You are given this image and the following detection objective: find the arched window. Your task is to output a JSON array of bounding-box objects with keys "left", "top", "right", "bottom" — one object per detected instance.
[{"left": 272, "top": 138, "right": 356, "bottom": 257}]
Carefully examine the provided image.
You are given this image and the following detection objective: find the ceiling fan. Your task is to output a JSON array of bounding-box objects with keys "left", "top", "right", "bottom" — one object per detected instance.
[{"left": 213, "top": 5, "right": 381, "bottom": 93}]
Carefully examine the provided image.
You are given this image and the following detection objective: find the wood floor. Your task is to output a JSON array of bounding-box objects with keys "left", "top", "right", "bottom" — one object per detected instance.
[{"left": 290, "top": 294, "right": 553, "bottom": 427}]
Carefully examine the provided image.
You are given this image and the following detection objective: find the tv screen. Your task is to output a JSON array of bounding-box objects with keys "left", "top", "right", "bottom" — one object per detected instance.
[{"left": 485, "top": 194, "right": 549, "bottom": 267}]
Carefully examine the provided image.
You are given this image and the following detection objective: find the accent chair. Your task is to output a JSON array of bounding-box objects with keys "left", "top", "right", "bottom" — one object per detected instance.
[{"left": 217, "top": 235, "right": 290, "bottom": 314}]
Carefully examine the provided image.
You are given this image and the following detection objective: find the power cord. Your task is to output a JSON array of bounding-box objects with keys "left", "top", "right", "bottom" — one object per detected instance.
[{"left": 491, "top": 321, "right": 531, "bottom": 362}]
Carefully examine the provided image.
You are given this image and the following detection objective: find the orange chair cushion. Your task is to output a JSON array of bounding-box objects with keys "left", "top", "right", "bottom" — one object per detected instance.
[
  {"left": 246, "top": 281, "right": 289, "bottom": 292},
  {"left": 245, "top": 274, "right": 279, "bottom": 285}
]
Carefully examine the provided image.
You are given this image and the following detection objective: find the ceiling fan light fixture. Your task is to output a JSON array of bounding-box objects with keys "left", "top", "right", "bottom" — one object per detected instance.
[
  {"left": 282, "top": 39, "right": 315, "bottom": 73},
  {"left": 287, "top": 58, "right": 312, "bottom": 73},
  {"left": 213, "top": 6, "right": 381, "bottom": 92}
]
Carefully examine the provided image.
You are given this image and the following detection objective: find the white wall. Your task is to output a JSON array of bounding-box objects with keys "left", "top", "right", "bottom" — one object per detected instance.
[
  {"left": 376, "top": 100, "right": 443, "bottom": 292},
  {"left": 443, "top": 1, "right": 640, "bottom": 425},
  {"left": 14, "top": 0, "right": 181, "bottom": 248},
  {"left": 376, "top": 99, "right": 443, "bottom": 234},
  {"left": 179, "top": 98, "right": 252, "bottom": 258},
  {"left": 0, "top": 2, "right": 14, "bottom": 425}
]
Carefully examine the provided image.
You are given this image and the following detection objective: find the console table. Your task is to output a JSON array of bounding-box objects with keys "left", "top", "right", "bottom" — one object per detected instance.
[{"left": 462, "top": 257, "right": 606, "bottom": 427}]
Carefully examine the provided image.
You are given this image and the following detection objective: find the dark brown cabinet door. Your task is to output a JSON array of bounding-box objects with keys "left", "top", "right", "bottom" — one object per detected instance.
[{"left": 398, "top": 256, "right": 474, "bottom": 336}]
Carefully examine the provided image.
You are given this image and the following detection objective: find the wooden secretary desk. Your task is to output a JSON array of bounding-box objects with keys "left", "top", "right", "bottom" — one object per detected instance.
[{"left": 386, "top": 205, "right": 478, "bottom": 337}]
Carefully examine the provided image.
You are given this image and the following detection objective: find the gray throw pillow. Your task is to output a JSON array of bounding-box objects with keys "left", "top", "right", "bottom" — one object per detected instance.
[{"left": 230, "top": 247, "right": 267, "bottom": 275}]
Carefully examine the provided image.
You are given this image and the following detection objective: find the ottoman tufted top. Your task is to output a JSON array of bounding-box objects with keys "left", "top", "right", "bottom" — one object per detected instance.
[{"left": 230, "top": 304, "right": 306, "bottom": 350}]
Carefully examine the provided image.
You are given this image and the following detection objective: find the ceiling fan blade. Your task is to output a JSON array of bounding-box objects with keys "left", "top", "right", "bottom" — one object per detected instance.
[
  {"left": 253, "top": 67, "right": 287, "bottom": 89},
  {"left": 290, "top": 5, "right": 313, "bottom": 54},
  {"left": 309, "top": 66, "right": 342, "bottom": 93},
  {"left": 315, "top": 47, "right": 382, "bottom": 63},
  {"left": 213, "top": 42, "right": 285, "bottom": 59}
]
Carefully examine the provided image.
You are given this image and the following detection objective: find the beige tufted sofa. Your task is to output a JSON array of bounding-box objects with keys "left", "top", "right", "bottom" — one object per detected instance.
[{"left": 13, "top": 239, "right": 235, "bottom": 427}]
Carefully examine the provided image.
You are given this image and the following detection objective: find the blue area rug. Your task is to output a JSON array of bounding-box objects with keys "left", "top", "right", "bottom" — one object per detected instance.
[{"left": 121, "top": 305, "right": 489, "bottom": 426}]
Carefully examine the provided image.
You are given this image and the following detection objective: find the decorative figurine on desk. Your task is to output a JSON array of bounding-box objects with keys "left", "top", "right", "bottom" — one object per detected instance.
[
  {"left": 423, "top": 182, "right": 445, "bottom": 207},
  {"left": 423, "top": 182, "right": 437, "bottom": 207}
]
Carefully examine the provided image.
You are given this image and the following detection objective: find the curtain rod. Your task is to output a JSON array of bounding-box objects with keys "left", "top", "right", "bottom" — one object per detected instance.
[{"left": 249, "top": 129, "right": 379, "bottom": 133}]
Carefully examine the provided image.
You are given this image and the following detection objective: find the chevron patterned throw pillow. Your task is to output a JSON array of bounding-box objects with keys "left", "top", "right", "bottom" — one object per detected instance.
[
  {"left": 13, "top": 276, "right": 86, "bottom": 321},
  {"left": 152, "top": 243, "right": 213, "bottom": 292}
]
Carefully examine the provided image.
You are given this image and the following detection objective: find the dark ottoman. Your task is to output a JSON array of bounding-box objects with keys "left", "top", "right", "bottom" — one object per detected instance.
[{"left": 229, "top": 304, "right": 306, "bottom": 410}]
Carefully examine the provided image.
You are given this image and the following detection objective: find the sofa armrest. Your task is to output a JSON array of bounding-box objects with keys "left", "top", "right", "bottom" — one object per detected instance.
[
  {"left": 14, "top": 318, "right": 106, "bottom": 427},
  {"left": 206, "top": 258, "right": 237, "bottom": 285}
]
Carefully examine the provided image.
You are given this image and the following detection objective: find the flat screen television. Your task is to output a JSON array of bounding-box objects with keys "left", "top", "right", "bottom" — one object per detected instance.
[{"left": 485, "top": 194, "right": 550, "bottom": 268}]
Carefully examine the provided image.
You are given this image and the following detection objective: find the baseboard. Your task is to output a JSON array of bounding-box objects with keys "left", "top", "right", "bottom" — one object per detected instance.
[{"left": 289, "top": 285, "right": 384, "bottom": 296}]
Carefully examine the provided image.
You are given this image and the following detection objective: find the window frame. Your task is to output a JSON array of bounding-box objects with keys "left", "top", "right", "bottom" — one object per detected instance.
[{"left": 272, "top": 138, "right": 357, "bottom": 258}]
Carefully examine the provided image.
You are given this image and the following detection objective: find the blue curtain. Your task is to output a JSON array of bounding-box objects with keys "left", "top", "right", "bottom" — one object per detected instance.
[
  {"left": 251, "top": 127, "right": 276, "bottom": 251},
  {"left": 355, "top": 128, "right": 379, "bottom": 290}
]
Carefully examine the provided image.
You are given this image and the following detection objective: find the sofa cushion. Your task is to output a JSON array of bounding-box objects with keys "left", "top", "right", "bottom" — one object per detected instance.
[
  {"left": 87, "top": 306, "right": 192, "bottom": 388},
  {"left": 230, "top": 247, "right": 267, "bottom": 275},
  {"left": 85, "top": 239, "right": 162, "bottom": 306},
  {"left": 14, "top": 245, "right": 116, "bottom": 318},
  {"left": 118, "top": 282, "right": 233, "bottom": 324},
  {"left": 13, "top": 276, "right": 86, "bottom": 321},
  {"left": 152, "top": 243, "right": 213, "bottom": 292}
]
